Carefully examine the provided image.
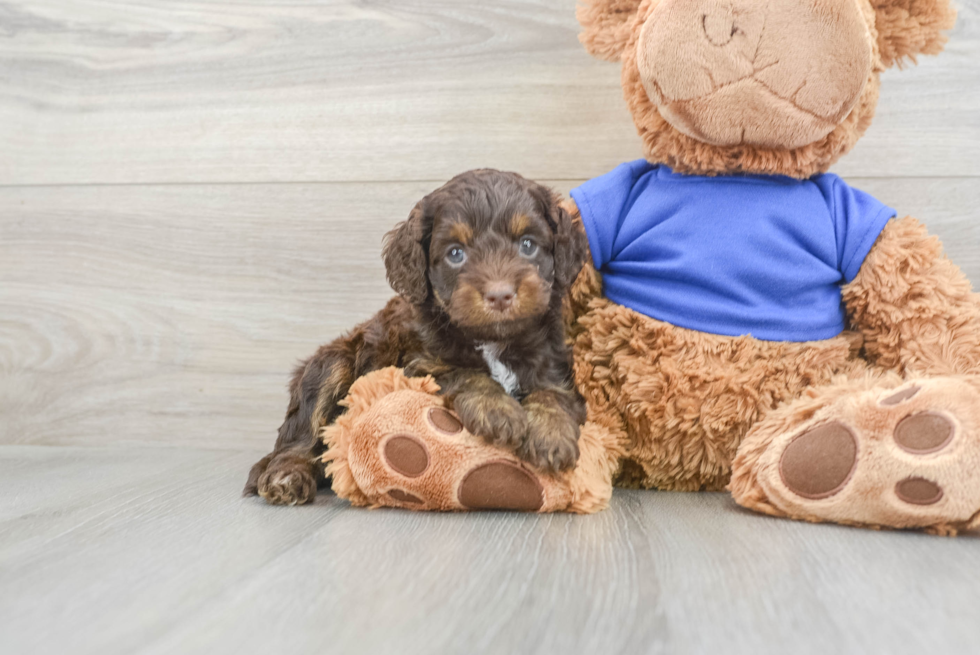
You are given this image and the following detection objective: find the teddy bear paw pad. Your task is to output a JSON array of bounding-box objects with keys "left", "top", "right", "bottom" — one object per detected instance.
[
  {"left": 895, "top": 477, "right": 944, "bottom": 506},
  {"left": 387, "top": 489, "right": 425, "bottom": 505},
  {"left": 336, "top": 385, "right": 573, "bottom": 512},
  {"left": 893, "top": 412, "right": 954, "bottom": 454},
  {"left": 778, "top": 422, "right": 857, "bottom": 500},
  {"left": 458, "top": 460, "right": 544, "bottom": 511},
  {"left": 382, "top": 434, "right": 429, "bottom": 477},
  {"left": 880, "top": 385, "right": 920, "bottom": 406},
  {"left": 428, "top": 407, "right": 463, "bottom": 434},
  {"left": 756, "top": 377, "right": 980, "bottom": 531}
]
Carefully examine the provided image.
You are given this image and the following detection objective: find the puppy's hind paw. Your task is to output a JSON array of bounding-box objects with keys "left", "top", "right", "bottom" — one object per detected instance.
[{"left": 257, "top": 456, "right": 317, "bottom": 506}]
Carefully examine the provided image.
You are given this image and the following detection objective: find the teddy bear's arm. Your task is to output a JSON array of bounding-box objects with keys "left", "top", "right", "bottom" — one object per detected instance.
[{"left": 842, "top": 216, "right": 980, "bottom": 376}]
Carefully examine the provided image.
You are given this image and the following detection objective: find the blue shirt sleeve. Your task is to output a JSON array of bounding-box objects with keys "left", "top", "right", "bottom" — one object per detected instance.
[
  {"left": 817, "top": 174, "right": 896, "bottom": 283},
  {"left": 570, "top": 160, "right": 653, "bottom": 270}
]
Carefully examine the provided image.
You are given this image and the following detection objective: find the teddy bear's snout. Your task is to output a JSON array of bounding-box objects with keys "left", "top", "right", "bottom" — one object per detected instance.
[{"left": 636, "top": 0, "right": 874, "bottom": 150}]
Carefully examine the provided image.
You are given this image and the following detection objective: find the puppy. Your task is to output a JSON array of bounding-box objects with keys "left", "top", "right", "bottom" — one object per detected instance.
[{"left": 244, "top": 169, "right": 590, "bottom": 505}]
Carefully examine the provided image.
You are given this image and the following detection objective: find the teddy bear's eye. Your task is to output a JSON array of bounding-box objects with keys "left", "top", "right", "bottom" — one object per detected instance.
[
  {"left": 446, "top": 246, "right": 467, "bottom": 266},
  {"left": 519, "top": 237, "right": 538, "bottom": 258}
]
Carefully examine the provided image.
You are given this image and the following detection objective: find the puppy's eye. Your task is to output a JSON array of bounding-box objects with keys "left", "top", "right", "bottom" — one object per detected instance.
[
  {"left": 518, "top": 237, "right": 538, "bottom": 258},
  {"left": 446, "top": 246, "right": 467, "bottom": 266}
]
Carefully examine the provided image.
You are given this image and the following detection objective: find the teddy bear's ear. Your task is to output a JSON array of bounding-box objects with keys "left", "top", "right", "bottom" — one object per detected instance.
[
  {"left": 871, "top": 0, "right": 957, "bottom": 68},
  {"left": 577, "top": 0, "right": 645, "bottom": 62}
]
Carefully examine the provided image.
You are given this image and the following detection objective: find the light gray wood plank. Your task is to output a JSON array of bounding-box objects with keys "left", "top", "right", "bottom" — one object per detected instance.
[
  {"left": 0, "top": 445, "right": 344, "bottom": 655},
  {"left": 143, "top": 493, "right": 980, "bottom": 655},
  {"left": 0, "top": 0, "right": 640, "bottom": 185},
  {"left": 0, "top": 0, "right": 978, "bottom": 185},
  {"left": 2, "top": 446, "right": 977, "bottom": 655},
  {"left": 0, "top": 181, "right": 429, "bottom": 449},
  {"left": 1, "top": 178, "right": 977, "bottom": 449}
]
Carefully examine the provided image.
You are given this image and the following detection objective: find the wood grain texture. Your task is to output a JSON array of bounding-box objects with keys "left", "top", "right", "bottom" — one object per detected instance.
[
  {"left": 0, "top": 0, "right": 978, "bottom": 185},
  {"left": 2, "top": 178, "right": 977, "bottom": 449},
  {"left": 1, "top": 446, "right": 978, "bottom": 655},
  {"left": 0, "top": 446, "right": 343, "bottom": 655}
]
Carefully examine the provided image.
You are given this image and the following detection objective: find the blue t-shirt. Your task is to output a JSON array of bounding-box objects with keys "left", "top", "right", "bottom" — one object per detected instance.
[{"left": 569, "top": 160, "right": 896, "bottom": 342}]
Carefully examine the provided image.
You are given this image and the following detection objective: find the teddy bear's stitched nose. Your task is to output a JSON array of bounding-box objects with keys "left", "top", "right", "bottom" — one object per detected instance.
[{"left": 702, "top": 10, "right": 738, "bottom": 47}]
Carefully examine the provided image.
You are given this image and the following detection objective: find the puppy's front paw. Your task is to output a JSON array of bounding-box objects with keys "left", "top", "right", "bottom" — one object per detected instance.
[
  {"left": 519, "top": 405, "right": 580, "bottom": 473},
  {"left": 453, "top": 392, "right": 529, "bottom": 450},
  {"left": 257, "top": 455, "right": 317, "bottom": 505}
]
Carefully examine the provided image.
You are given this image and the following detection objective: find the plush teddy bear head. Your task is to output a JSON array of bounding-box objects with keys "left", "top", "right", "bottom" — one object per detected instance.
[{"left": 578, "top": 0, "right": 955, "bottom": 178}]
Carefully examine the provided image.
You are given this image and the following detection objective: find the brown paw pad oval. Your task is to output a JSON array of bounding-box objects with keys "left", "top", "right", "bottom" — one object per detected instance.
[
  {"left": 428, "top": 407, "right": 463, "bottom": 435},
  {"left": 388, "top": 489, "right": 424, "bottom": 505},
  {"left": 895, "top": 477, "right": 944, "bottom": 506},
  {"left": 383, "top": 435, "right": 429, "bottom": 477},
  {"left": 458, "top": 461, "right": 543, "bottom": 512},
  {"left": 894, "top": 412, "right": 954, "bottom": 454},
  {"left": 779, "top": 422, "right": 858, "bottom": 500},
  {"left": 881, "top": 385, "right": 920, "bottom": 406}
]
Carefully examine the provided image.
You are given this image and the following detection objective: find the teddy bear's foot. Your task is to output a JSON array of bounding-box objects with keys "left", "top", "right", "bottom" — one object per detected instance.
[
  {"left": 321, "top": 367, "right": 619, "bottom": 514},
  {"left": 732, "top": 376, "right": 980, "bottom": 534}
]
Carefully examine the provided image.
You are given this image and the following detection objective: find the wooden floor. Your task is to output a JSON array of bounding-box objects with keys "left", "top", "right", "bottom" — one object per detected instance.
[
  {"left": 2, "top": 446, "right": 979, "bottom": 655},
  {"left": 2, "top": 1, "right": 980, "bottom": 653}
]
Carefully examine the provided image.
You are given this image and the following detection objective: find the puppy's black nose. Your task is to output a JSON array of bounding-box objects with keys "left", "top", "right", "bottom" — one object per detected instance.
[{"left": 484, "top": 283, "right": 515, "bottom": 312}]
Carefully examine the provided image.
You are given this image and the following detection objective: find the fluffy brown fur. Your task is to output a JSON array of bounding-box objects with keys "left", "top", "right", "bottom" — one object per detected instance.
[
  {"left": 872, "top": 0, "right": 957, "bottom": 68},
  {"left": 568, "top": 252, "right": 869, "bottom": 492},
  {"left": 842, "top": 216, "right": 980, "bottom": 377},
  {"left": 576, "top": 0, "right": 644, "bottom": 62},
  {"left": 566, "top": 198, "right": 980, "bottom": 533},
  {"left": 245, "top": 169, "right": 589, "bottom": 505}
]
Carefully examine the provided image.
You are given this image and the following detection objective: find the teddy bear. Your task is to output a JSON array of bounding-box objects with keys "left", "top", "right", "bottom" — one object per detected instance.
[{"left": 322, "top": 0, "right": 980, "bottom": 535}]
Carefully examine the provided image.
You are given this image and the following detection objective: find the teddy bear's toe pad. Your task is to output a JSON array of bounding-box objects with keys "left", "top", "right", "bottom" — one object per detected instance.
[
  {"left": 755, "top": 378, "right": 980, "bottom": 531},
  {"left": 779, "top": 422, "right": 858, "bottom": 500},
  {"left": 894, "top": 412, "right": 954, "bottom": 454},
  {"left": 383, "top": 435, "right": 430, "bottom": 477},
  {"left": 458, "top": 461, "right": 544, "bottom": 511},
  {"left": 895, "top": 477, "right": 944, "bottom": 506},
  {"left": 388, "top": 489, "right": 424, "bottom": 504},
  {"left": 880, "top": 385, "right": 920, "bottom": 406},
  {"left": 428, "top": 407, "right": 463, "bottom": 434}
]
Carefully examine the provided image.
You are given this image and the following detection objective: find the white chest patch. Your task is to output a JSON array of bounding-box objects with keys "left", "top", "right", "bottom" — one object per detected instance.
[{"left": 476, "top": 342, "right": 520, "bottom": 397}]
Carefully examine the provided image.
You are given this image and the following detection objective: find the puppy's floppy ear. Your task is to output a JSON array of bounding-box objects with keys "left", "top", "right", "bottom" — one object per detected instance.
[
  {"left": 577, "top": 0, "right": 644, "bottom": 62},
  {"left": 382, "top": 201, "right": 430, "bottom": 305},
  {"left": 531, "top": 184, "right": 590, "bottom": 293},
  {"left": 552, "top": 199, "right": 591, "bottom": 292},
  {"left": 872, "top": 0, "right": 956, "bottom": 68}
]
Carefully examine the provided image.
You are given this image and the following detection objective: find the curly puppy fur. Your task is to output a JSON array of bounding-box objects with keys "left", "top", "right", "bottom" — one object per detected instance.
[{"left": 244, "top": 170, "right": 589, "bottom": 505}]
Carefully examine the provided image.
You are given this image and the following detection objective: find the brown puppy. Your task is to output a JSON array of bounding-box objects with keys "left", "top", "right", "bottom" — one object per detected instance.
[{"left": 244, "top": 169, "right": 590, "bottom": 505}]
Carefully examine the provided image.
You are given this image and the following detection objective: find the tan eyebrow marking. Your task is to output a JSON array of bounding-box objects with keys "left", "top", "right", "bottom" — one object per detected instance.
[
  {"left": 448, "top": 222, "right": 473, "bottom": 245},
  {"left": 510, "top": 213, "right": 531, "bottom": 236}
]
